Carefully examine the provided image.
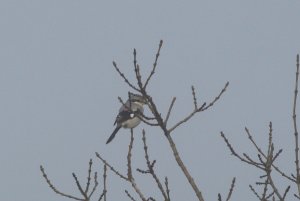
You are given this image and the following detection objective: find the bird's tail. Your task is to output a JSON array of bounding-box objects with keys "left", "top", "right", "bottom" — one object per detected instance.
[{"left": 106, "top": 126, "right": 121, "bottom": 144}]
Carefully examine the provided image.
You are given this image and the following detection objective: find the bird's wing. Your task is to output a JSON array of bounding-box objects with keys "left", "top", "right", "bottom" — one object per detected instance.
[
  {"left": 114, "top": 110, "right": 132, "bottom": 125},
  {"left": 118, "top": 101, "right": 131, "bottom": 113}
]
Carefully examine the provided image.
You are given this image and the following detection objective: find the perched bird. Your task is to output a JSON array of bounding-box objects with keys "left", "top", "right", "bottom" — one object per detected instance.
[{"left": 106, "top": 93, "right": 147, "bottom": 144}]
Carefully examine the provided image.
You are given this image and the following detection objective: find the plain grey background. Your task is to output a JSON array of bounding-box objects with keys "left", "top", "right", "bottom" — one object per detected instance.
[{"left": 1, "top": 0, "right": 300, "bottom": 200}]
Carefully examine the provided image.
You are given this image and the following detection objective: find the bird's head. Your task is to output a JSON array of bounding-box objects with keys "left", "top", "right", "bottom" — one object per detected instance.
[{"left": 128, "top": 92, "right": 148, "bottom": 105}]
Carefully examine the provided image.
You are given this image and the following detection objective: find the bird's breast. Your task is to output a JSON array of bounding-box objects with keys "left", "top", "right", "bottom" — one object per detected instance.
[{"left": 122, "top": 117, "right": 141, "bottom": 128}]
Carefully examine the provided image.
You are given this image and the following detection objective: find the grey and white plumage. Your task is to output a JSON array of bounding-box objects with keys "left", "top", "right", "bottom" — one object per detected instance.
[{"left": 106, "top": 94, "right": 146, "bottom": 144}]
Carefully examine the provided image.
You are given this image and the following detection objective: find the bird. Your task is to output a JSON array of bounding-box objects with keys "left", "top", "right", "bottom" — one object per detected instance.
[{"left": 106, "top": 93, "right": 147, "bottom": 144}]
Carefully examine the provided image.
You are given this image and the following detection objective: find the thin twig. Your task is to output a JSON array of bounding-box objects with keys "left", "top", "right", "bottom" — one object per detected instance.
[
  {"left": 139, "top": 113, "right": 157, "bottom": 121},
  {"left": 89, "top": 172, "right": 98, "bottom": 199},
  {"left": 168, "top": 82, "right": 228, "bottom": 133},
  {"left": 218, "top": 193, "right": 222, "bottom": 201},
  {"left": 164, "top": 97, "right": 176, "bottom": 127},
  {"left": 266, "top": 190, "right": 275, "bottom": 200},
  {"left": 243, "top": 153, "right": 263, "bottom": 167},
  {"left": 127, "top": 129, "right": 147, "bottom": 201},
  {"left": 135, "top": 63, "right": 143, "bottom": 89},
  {"left": 283, "top": 186, "right": 290, "bottom": 200},
  {"left": 168, "top": 102, "right": 206, "bottom": 133},
  {"left": 125, "top": 190, "right": 137, "bottom": 201},
  {"left": 95, "top": 152, "right": 128, "bottom": 181},
  {"left": 225, "top": 177, "right": 236, "bottom": 201},
  {"left": 249, "top": 185, "right": 261, "bottom": 200},
  {"left": 72, "top": 173, "right": 88, "bottom": 200},
  {"left": 127, "top": 129, "right": 134, "bottom": 180},
  {"left": 138, "top": 114, "right": 160, "bottom": 126},
  {"left": 293, "top": 54, "right": 300, "bottom": 195},
  {"left": 245, "top": 127, "right": 295, "bottom": 182},
  {"left": 85, "top": 159, "right": 93, "bottom": 194},
  {"left": 103, "top": 165, "right": 107, "bottom": 201},
  {"left": 264, "top": 136, "right": 284, "bottom": 200},
  {"left": 112, "top": 61, "right": 140, "bottom": 92},
  {"left": 221, "top": 132, "right": 264, "bottom": 170},
  {"left": 201, "top": 82, "right": 229, "bottom": 111},
  {"left": 136, "top": 168, "right": 150, "bottom": 174},
  {"left": 98, "top": 191, "right": 105, "bottom": 201},
  {"left": 191, "top": 85, "right": 198, "bottom": 109},
  {"left": 165, "top": 177, "right": 171, "bottom": 201},
  {"left": 40, "top": 165, "right": 83, "bottom": 201},
  {"left": 144, "top": 40, "right": 163, "bottom": 89},
  {"left": 133, "top": 50, "right": 144, "bottom": 89},
  {"left": 267, "top": 122, "right": 273, "bottom": 166},
  {"left": 261, "top": 178, "right": 269, "bottom": 200},
  {"left": 272, "top": 149, "right": 283, "bottom": 163},
  {"left": 266, "top": 171, "right": 283, "bottom": 200},
  {"left": 142, "top": 130, "right": 168, "bottom": 200}
]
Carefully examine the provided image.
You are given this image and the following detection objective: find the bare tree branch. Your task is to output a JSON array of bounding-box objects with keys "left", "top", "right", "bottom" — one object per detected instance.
[
  {"left": 222, "top": 122, "right": 290, "bottom": 201},
  {"left": 101, "top": 165, "right": 107, "bottom": 201},
  {"left": 72, "top": 173, "right": 88, "bottom": 200},
  {"left": 164, "top": 97, "right": 176, "bottom": 127},
  {"left": 168, "top": 102, "right": 206, "bottom": 133},
  {"left": 40, "top": 165, "right": 84, "bottom": 201},
  {"left": 201, "top": 82, "right": 229, "bottom": 112},
  {"left": 96, "top": 130, "right": 148, "bottom": 201},
  {"left": 221, "top": 132, "right": 264, "bottom": 170},
  {"left": 191, "top": 85, "right": 198, "bottom": 109},
  {"left": 85, "top": 159, "right": 93, "bottom": 194},
  {"left": 132, "top": 43, "right": 230, "bottom": 200},
  {"left": 293, "top": 54, "right": 300, "bottom": 195},
  {"left": 95, "top": 152, "right": 128, "bottom": 181},
  {"left": 125, "top": 190, "right": 137, "bottom": 201},
  {"left": 218, "top": 193, "right": 222, "bottom": 201},
  {"left": 106, "top": 40, "right": 229, "bottom": 201},
  {"left": 142, "top": 130, "right": 168, "bottom": 200},
  {"left": 165, "top": 177, "right": 171, "bottom": 201},
  {"left": 127, "top": 129, "right": 134, "bottom": 180},
  {"left": 261, "top": 178, "right": 269, "bottom": 200},
  {"left": 249, "top": 185, "right": 261, "bottom": 200},
  {"left": 165, "top": 133, "right": 205, "bottom": 201},
  {"left": 88, "top": 172, "right": 98, "bottom": 199},
  {"left": 168, "top": 82, "right": 229, "bottom": 133},
  {"left": 245, "top": 127, "right": 295, "bottom": 182},
  {"left": 226, "top": 177, "right": 236, "bottom": 201},
  {"left": 283, "top": 186, "right": 290, "bottom": 200},
  {"left": 144, "top": 40, "right": 163, "bottom": 89},
  {"left": 112, "top": 61, "right": 140, "bottom": 92},
  {"left": 127, "top": 129, "right": 147, "bottom": 201}
]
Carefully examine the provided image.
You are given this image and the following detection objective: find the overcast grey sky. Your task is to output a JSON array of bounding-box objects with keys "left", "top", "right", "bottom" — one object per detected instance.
[{"left": 1, "top": 0, "right": 300, "bottom": 200}]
